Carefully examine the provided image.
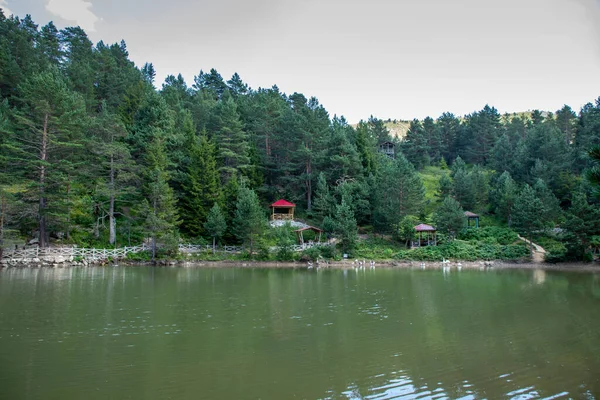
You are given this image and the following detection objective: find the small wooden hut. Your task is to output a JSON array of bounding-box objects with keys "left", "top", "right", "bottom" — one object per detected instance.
[
  {"left": 378, "top": 141, "right": 395, "bottom": 159},
  {"left": 412, "top": 224, "right": 437, "bottom": 247},
  {"left": 270, "top": 199, "right": 295, "bottom": 221},
  {"left": 294, "top": 226, "right": 323, "bottom": 245},
  {"left": 464, "top": 211, "right": 480, "bottom": 228}
]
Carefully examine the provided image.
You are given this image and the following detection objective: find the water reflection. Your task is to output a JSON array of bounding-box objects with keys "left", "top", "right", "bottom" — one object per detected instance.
[{"left": 1, "top": 267, "right": 599, "bottom": 399}]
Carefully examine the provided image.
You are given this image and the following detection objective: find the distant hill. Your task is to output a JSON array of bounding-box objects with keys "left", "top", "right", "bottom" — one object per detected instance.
[
  {"left": 357, "top": 110, "right": 549, "bottom": 141},
  {"left": 384, "top": 120, "right": 411, "bottom": 139}
]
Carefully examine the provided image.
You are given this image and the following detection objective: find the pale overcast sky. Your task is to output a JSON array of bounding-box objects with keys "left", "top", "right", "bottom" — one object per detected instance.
[{"left": 4, "top": 0, "right": 600, "bottom": 122}]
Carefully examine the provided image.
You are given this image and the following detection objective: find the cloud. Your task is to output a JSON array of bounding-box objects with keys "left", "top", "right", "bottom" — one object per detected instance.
[
  {"left": 0, "top": 0, "right": 13, "bottom": 16},
  {"left": 46, "top": 0, "right": 99, "bottom": 32}
]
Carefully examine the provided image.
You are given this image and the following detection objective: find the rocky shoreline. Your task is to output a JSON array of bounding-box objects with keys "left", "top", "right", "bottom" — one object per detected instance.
[{"left": 2, "top": 256, "right": 599, "bottom": 272}]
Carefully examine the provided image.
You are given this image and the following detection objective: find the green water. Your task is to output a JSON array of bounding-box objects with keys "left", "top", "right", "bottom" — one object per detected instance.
[{"left": 1, "top": 267, "right": 599, "bottom": 399}]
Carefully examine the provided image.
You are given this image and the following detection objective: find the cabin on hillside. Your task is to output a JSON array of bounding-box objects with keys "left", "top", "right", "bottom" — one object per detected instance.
[
  {"left": 464, "top": 211, "right": 480, "bottom": 228},
  {"left": 378, "top": 141, "right": 395, "bottom": 159},
  {"left": 412, "top": 224, "right": 437, "bottom": 248},
  {"left": 270, "top": 199, "right": 295, "bottom": 221}
]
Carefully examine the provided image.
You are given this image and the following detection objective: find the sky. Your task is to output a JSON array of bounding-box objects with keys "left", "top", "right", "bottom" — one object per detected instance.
[{"left": 3, "top": 0, "right": 600, "bottom": 122}]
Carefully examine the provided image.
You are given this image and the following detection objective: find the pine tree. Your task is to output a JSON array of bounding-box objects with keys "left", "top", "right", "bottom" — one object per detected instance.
[
  {"left": 588, "top": 146, "right": 600, "bottom": 199},
  {"left": 355, "top": 121, "right": 375, "bottom": 174},
  {"left": 12, "top": 68, "right": 86, "bottom": 247},
  {"left": 452, "top": 168, "right": 476, "bottom": 210},
  {"left": 533, "top": 178, "right": 561, "bottom": 225},
  {"left": 333, "top": 197, "right": 358, "bottom": 254},
  {"left": 434, "top": 196, "right": 465, "bottom": 239},
  {"left": 313, "top": 172, "right": 335, "bottom": 218},
  {"left": 142, "top": 138, "right": 180, "bottom": 260},
  {"left": 493, "top": 171, "right": 518, "bottom": 226},
  {"left": 89, "top": 104, "right": 138, "bottom": 245},
  {"left": 180, "top": 130, "right": 221, "bottom": 237},
  {"left": 233, "top": 186, "right": 266, "bottom": 255},
  {"left": 512, "top": 185, "right": 544, "bottom": 253},
  {"left": 204, "top": 203, "right": 227, "bottom": 253},
  {"left": 438, "top": 173, "right": 453, "bottom": 199},
  {"left": 373, "top": 155, "right": 425, "bottom": 233},
  {"left": 212, "top": 98, "right": 250, "bottom": 182}
]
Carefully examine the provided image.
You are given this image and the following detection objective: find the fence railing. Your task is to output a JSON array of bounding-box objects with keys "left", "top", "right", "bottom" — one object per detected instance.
[{"left": 2, "top": 241, "right": 330, "bottom": 261}]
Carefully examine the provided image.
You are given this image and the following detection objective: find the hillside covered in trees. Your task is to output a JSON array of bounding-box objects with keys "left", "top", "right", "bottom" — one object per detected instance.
[{"left": 1, "top": 12, "right": 599, "bottom": 262}]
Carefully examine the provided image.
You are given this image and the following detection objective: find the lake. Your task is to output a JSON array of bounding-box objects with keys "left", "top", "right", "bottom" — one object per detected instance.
[{"left": 1, "top": 266, "right": 599, "bottom": 399}]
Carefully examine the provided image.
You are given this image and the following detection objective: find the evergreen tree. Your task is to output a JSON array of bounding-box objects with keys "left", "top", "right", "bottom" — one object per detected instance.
[
  {"left": 355, "top": 121, "right": 375, "bottom": 174},
  {"left": 12, "top": 68, "right": 86, "bottom": 247},
  {"left": 211, "top": 98, "right": 250, "bottom": 182},
  {"left": 142, "top": 138, "right": 180, "bottom": 260},
  {"left": 434, "top": 196, "right": 464, "bottom": 239},
  {"left": 493, "top": 171, "right": 518, "bottom": 226},
  {"left": 563, "top": 189, "right": 600, "bottom": 258},
  {"left": 533, "top": 178, "right": 561, "bottom": 225},
  {"left": 452, "top": 168, "right": 476, "bottom": 210},
  {"left": 512, "top": 185, "right": 544, "bottom": 253},
  {"left": 438, "top": 173, "right": 453, "bottom": 199},
  {"left": 373, "top": 155, "right": 425, "bottom": 233},
  {"left": 233, "top": 186, "right": 266, "bottom": 255},
  {"left": 313, "top": 172, "right": 335, "bottom": 218},
  {"left": 204, "top": 203, "right": 227, "bottom": 253},
  {"left": 89, "top": 104, "right": 138, "bottom": 245},
  {"left": 180, "top": 130, "right": 221, "bottom": 237},
  {"left": 333, "top": 197, "right": 358, "bottom": 254},
  {"left": 555, "top": 105, "right": 577, "bottom": 145},
  {"left": 588, "top": 146, "right": 600, "bottom": 199}
]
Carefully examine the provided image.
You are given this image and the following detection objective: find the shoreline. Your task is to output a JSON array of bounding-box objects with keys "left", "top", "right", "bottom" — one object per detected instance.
[{"left": 2, "top": 258, "right": 599, "bottom": 272}]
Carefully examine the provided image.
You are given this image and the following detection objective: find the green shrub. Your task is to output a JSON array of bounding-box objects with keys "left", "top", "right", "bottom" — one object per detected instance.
[
  {"left": 458, "top": 227, "right": 518, "bottom": 245},
  {"left": 394, "top": 240, "right": 529, "bottom": 261},
  {"left": 126, "top": 251, "right": 151, "bottom": 261},
  {"left": 302, "top": 246, "right": 322, "bottom": 261}
]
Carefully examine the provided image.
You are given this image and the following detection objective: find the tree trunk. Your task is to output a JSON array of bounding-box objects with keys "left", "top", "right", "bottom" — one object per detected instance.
[
  {"left": 66, "top": 175, "right": 71, "bottom": 240},
  {"left": 306, "top": 159, "right": 312, "bottom": 212},
  {"left": 151, "top": 198, "right": 157, "bottom": 261},
  {"left": 212, "top": 236, "right": 216, "bottom": 254},
  {"left": 39, "top": 113, "right": 48, "bottom": 248},
  {"left": 0, "top": 191, "right": 5, "bottom": 251},
  {"left": 109, "top": 154, "right": 116, "bottom": 245}
]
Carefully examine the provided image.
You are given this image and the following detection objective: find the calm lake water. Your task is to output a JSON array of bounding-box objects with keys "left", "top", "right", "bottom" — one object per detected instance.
[{"left": 1, "top": 266, "right": 599, "bottom": 399}]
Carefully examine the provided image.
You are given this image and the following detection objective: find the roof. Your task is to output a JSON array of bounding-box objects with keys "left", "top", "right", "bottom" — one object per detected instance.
[
  {"left": 271, "top": 199, "right": 296, "bottom": 208},
  {"left": 294, "top": 226, "right": 324, "bottom": 233},
  {"left": 414, "top": 223, "right": 436, "bottom": 232},
  {"left": 464, "top": 211, "right": 479, "bottom": 217}
]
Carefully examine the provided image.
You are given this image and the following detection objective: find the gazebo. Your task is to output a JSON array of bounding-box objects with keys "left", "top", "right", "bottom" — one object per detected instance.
[
  {"left": 412, "top": 224, "right": 437, "bottom": 248},
  {"left": 464, "top": 211, "right": 480, "bottom": 228},
  {"left": 378, "top": 141, "right": 395, "bottom": 159},
  {"left": 270, "top": 199, "right": 295, "bottom": 221},
  {"left": 294, "top": 226, "right": 323, "bottom": 245}
]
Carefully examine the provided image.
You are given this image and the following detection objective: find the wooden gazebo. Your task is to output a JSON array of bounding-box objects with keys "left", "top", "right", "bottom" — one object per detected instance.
[
  {"left": 464, "top": 211, "right": 479, "bottom": 228},
  {"left": 270, "top": 199, "right": 295, "bottom": 221},
  {"left": 294, "top": 226, "right": 323, "bottom": 245},
  {"left": 378, "top": 141, "right": 395, "bottom": 159},
  {"left": 412, "top": 224, "right": 437, "bottom": 248}
]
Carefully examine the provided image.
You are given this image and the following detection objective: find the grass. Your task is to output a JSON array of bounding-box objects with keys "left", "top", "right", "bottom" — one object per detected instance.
[{"left": 419, "top": 166, "right": 446, "bottom": 215}]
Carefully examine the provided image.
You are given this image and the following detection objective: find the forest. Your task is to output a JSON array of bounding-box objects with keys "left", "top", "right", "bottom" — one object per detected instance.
[{"left": 1, "top": 11, "right": 599, "bottom": 262}]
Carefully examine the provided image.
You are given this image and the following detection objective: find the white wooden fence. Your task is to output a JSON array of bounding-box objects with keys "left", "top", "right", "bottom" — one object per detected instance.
[
  {"left": 1, "top": 244, "right": 150, "bottom": 261},
  {"left": 1, "top": 242, "right": 329, "bottom": 261}
]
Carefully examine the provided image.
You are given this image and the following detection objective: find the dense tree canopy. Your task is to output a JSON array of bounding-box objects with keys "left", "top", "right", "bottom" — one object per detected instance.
[{"left": 0, "top": 11, "right": 599, "bottom": 261}]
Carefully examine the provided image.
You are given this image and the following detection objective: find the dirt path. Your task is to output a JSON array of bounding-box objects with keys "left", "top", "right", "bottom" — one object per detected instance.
[{"left": 518, "top": 235, "right": 546, "bottom": 263}]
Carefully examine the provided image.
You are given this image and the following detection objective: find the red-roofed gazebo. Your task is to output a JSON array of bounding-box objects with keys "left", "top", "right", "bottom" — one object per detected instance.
[
  {"left": 412, "top": 224, "right": 437, "bottom": 247},
  {"left": 271, "top": 199, "right": 296, "bottom": 221}
]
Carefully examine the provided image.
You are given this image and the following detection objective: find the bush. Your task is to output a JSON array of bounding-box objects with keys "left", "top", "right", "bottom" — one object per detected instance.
[
  {"left": 458, "top": 226, "right": 518, "bottom": 245},
  {"left": 126, "top": 251, "right": 152, "bottom": 261},
  {"left": 302, "top": 246, "right": 322, "bottom": 261},
  {"left": 394, "top": 240, "right": 529, "bottom": 261}
]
